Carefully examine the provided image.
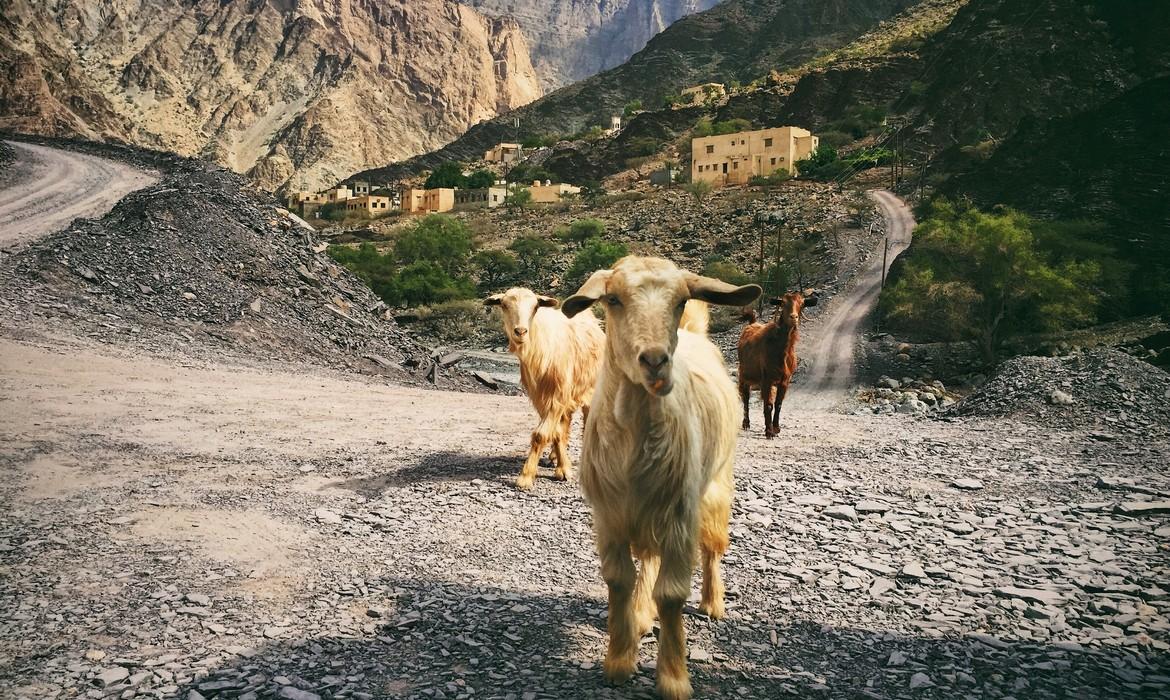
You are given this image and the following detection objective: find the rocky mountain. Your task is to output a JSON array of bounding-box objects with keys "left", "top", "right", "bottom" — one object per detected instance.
[
  {"left": 0, "top": 0, "right": 541, "bottom": 192},
  {"left": 352, "top": 0, "right": 919, "bottom": 183},
  {"left": 461, "top": 0, "right": 721, "bottom": 90}
]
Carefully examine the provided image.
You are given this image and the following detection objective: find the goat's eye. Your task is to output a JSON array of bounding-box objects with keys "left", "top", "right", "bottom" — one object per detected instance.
[{"left": 605, "top": 295, "right": 621, "bottom": 307}]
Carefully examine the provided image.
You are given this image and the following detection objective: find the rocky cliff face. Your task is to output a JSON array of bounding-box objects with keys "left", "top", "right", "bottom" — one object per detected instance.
[
  {"left": 0, "top": 0, "right": 541, "bottom": 192},
  {"left": 461, "top": 0, "right": 721, "bottom": 90}
]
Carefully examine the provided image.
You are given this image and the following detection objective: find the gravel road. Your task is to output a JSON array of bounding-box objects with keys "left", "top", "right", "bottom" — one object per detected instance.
[
  {"left": 796, "top": 189, "right": 914, "bottom": 411},
  {"left": 0, "top": 140, "right": 157, "bottom": 251},
  {"left": 0, "top": 169, "right": 1166, "bottom": 700}
]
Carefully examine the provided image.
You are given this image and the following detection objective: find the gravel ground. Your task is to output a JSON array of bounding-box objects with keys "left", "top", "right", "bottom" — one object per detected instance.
[{"left": 1, "top": 334, "right": 1168, "bottom": 700}]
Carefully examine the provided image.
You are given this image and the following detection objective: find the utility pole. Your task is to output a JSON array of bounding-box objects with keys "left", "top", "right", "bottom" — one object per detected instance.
[
  {"left": 757, "top": 225, "right": 766, "bottom": 312},
  {"left": 881, "top": 236, "right": 890, "bottom": 289}
]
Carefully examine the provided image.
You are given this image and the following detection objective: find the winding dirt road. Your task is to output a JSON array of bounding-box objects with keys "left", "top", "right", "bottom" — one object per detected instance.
[
  {"left": 795, "top": 188, "right": 914, "bottom": 410},
  {"left": 0, "top": 140, "right": 157, "bottom": 251}
]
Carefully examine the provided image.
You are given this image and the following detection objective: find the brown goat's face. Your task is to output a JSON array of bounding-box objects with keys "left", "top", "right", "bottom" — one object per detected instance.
[
  {"left": 484, "top": 288, "right": 558, "bottom": 350},
  {"left": 564, "top": 257, "right": 761, "bottom": 397},
  {"left": 774, "top": 292, "right": 805, "bottom": 326}
]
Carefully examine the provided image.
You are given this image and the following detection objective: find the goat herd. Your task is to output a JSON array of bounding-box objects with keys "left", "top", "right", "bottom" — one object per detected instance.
[{"left": 483, "top": 255, "right": 817, "bottom": 700}]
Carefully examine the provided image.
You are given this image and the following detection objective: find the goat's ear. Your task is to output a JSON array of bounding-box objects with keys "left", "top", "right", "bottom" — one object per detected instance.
[
  {"left": 537, "top": 295, "right": 559, "bottom": 308},
  {"left": 563, "top": 269, "right": 612, "bottom": 318},
  {"left": 483, "top": 294, "right": 504, "bottom": 307},
  {"left": 687, "top": 274, "right": 762, "bottom": 308}
]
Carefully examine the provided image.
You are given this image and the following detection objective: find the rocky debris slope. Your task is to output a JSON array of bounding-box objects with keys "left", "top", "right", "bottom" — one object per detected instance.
[
  {"left": 857, "top": 375, "right": 959, "bottom": 416},
  {"left": 0, "top": 151, "right": 478, "bottom": 390},
  {"left": 949, "top": 349, "right": 1170, "bottom": 437},
  {"left": 0, "top": 0, "right": 540, "bottom": 192}
]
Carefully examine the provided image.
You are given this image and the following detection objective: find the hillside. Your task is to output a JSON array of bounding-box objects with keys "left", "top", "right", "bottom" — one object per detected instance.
[
  {"left": 351, "top": 0, "right": 919, "bottom": 184},
  {"left": 462, "top": 0, "right": 721, "bottom": 91},
  {"left": 0, "top": 0, "right": 540, "bottom": 192}
]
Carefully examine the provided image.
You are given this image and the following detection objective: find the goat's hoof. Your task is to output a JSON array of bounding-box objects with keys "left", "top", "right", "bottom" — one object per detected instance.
[
  {"left": 603, "top": 656, "right": 636, "bottom": 685},
  {"left": 552, "top": 468, "right": 569, "bottom": 481},
  {"left": 741, "top": 420, "right": 750, "bottom": 430},
  {"left": 656, "top": 672, "right": 693, "bottom": 700},
  {"left": 764, "top": 432, "right": 776, "bottom": 440},
  {"left": 699, "top": 599, "right": 725, "bottom": 620},
  {"left": 515, "top": 474, "right": 536, "bottom": 491}
]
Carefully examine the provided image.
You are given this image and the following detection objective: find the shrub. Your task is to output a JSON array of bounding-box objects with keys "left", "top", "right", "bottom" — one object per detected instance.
[
  {"left": 505, "top": 186, "right": 533, "bottom": 208},
  {"left": 626, "top": 156, "right": 654, "bottom": 177},
  {"left": 712, "top": 118, "right": 752, "bottom": 136},
  {"left": 796, "top": 146, "right": 847, "bottom": 180},
  {"left": 623, "top": 100, "right": 642, "bottom": 117},
  {"left": 394, "top": 260, "right": 475, "bottom": 307},
  {"left": 880, "top": 199, "right": 1101, "bottom": 362},
  {"left": 410, "top": 299, "right": 496, "bottom": 344},
  {"left": 702, "top": 258, "right": 751, "bottom": 286},
  {"left": 682, "top": 179, "right": 713, "bottom": 203},
  {"left": 509, "top": 235, "right": 559, "bottom": 281},
  {"left": 557, "top": 218, "right": 606, "bottom": 246},
  {"left": 580, "top": 180, "right": 607, "bottom": 205},
  {"left": 748, "top": 169, "right": 791, "bottom": 187},
  {"left": 328, "top": 243, "right": 396, "bottom": 300},
  {"left": 567, "top": 238, "right": 629, "bottom": 288},
  {"left": 626, "top": 137, "right": 660, "bottom": 157},
  {"left": 508, "top": 164, "right": 556, "bottom": 184}
]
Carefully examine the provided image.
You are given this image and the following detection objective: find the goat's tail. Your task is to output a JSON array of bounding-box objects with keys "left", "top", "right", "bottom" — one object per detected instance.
[
  {"left": 739, "top": 306, "right": 758, "bottom": 324},
  {"left": 680, "top": 300, "right": 710, "bottom": 335}
]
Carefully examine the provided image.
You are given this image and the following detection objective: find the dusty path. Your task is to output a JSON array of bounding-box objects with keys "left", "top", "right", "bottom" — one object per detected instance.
[
  {"left": 795, "top": 189, "right": 914, "bottom": 410},
  {"left": 0, "top": 141, "right": 157, "bottom": 251},
  {"left": 2, "top": 333, "right": 1167, "bottom": 700}
]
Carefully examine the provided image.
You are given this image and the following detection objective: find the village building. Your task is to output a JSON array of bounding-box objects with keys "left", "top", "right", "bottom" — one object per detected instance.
[
  {"left": 454, "top": 185, "right": 509, "bottom": 209},
  {"left": 401, "top": 187, "right": 456, "bottom": 214},
  {"left": 321, "top": 186, "right": 353, "bottom": 203},
  {"left": 344, "top": 195, "right": 392, "bottom": 215},
  {"left": 605, "top": 115, "right": 622, "bottom": 137},
  {"left": 650, "top": 166, "right": 680, "bottom": 187},
  {"left": 350, "top": 180, "right": 371, "bottom": 197},
  {"left": 527, "top": 180, "right": 581, "bottom": 203},
  {"left": 680, "top": 82, "right": 726, "bottom": 107},
  {"left": 483, "top": 143, "right": 523, "bottom": 164},
  {"left": 691, "top": 126, "right": 818, "bottom": 186}
]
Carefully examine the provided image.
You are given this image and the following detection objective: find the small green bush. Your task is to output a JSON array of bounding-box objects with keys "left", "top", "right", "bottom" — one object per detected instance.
[
  {"left": 557, "top": 218, "right": 606, "bottom": 246},
  {"left": 567, "top": 239, "right": 629, "bottom": 288}
]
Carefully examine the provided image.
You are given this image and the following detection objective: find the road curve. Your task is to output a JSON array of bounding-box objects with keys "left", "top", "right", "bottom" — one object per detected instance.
[
  {"left": 795, "top": 189, "right": 915, "bottom": 410},
  {"left": 0, "top": 140, "right": 157, "bottom": 251}
]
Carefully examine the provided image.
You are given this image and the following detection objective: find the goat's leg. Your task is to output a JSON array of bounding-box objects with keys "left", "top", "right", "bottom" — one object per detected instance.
[
  {"left": 762, "top": 385, "right": 777, "bottom": 439},
  {"left": 654, "top": 543, "right": 695, "bottom": 700},
  {"left": 739, "top": 382, "right": 751, "bottom": 430},
  {"left": 632, "top": 552, "right": 660, "bottom": 638},
  {"left": 772, "top": 381, "right": 790, "bottom": 433},
  {"left": 517, "top": 415, "right": 554, "bottom": 490},
  {"left": 699, "top": 491, "right": 730, "bottom": 619},
  {"left": 599, "top": 538, "right": 638, "bottom": 685},
  {"left": 552, "top": 412, "right": 572, "bottom": 481}
]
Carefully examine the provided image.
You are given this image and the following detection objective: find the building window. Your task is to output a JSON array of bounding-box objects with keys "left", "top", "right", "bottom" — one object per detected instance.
[
  {"left": 732, "top": 162, "right": 738, "bottom": 170},
  {"left": 771, "top": 158, "right": 777, "bottom": 166},
  {"left": 764, "top": 138, "right": 773, "bottom": 147},
  {"left": 706, "top": 145, "right": 714, "bottom": 154}
]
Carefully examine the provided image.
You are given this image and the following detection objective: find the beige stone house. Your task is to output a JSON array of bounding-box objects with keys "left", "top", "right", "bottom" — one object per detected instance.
[
  {"left": 401, "top": 187, "right": 456, "bottom": 214},
  {"left": 344, "top": 195, "right": 392, "bottom": 215},
  {"left": 483, "top": 143, "right": 523, "bottom": 163},
  {"left": 691, "top": 126, "right": 818, "bottom": 186},
  {"left": 680, "top": 83, "right": 726, "bottom": 107},
  {"left": 455, "top": 186, "right": 509, "bottom": 209},
  {"left": 528, "top": 180, "right": 581, "bottom": 203}
]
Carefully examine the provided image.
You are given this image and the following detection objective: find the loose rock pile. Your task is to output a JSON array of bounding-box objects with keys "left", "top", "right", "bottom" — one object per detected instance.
[
  {"left": 857, "top": 375, "right": 959, "bottom": 415},
  {"left": 949, "top": 349, "right": 1170, "bottom": 436},
  {"left": 0, "top": 155, "right": 480, "bottom": 390}
]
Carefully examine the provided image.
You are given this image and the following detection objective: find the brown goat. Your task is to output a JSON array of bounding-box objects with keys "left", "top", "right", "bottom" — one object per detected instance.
[{"left": 736, "top": 291, "right": 817, "bottom": 437}]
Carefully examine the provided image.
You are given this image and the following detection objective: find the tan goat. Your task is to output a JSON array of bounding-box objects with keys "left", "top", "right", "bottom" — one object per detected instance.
[
  {"left": 563, "top": 257, "right": 760, "bottom": 700},
  {"left": 485, "top": 287, "right": 604, "bottom": 490}
]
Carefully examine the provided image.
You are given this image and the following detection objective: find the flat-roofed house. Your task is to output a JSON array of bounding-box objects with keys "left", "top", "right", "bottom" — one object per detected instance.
[
  {"left": 344, "top": 195, "right": 392, "bottom": 215},
  {"left": 528, "top": 180, "right": 581, "bottom": 203},
  {"left": 483, "top": 143, "right": 523, "bottom": 163},
  {"left": 401, "top": 187, "right": 456, "bottom": 213},
  {"left": 455, "top": 185, "right": 509, "bottom": 209},
  {"left": 691, "top": 126, "right": 818, "bottom": 186}
]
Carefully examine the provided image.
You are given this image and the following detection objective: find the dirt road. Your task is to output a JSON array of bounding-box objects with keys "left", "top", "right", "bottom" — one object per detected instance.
[
  {"left": 0, "top": 141, "right": 157, "bottom": 251},
  {"left": 795, "top": 189, "right": 914, "bottom": 410}
]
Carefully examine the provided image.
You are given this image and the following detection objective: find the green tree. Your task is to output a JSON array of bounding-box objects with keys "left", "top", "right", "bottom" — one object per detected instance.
[
  {"left": 394, "top": 260, "right": 474, "bottom": 306},
  {"left": 580, "top": 180, "right": 606, "bottom": 205},
  {"left": 473, "top": 249, "right": 519, "bottom": 291},
  {"left": 682, "top": 179, "right": 713, "bottom": 204},
  {"left": 881, "top": 200, "right": 1100, "bottom": 363},
  {"left": 796, "top": 147, "right": 847, "bottom": 180},
  {"left": 509, "top": 235, "right": 559, "bottom": 281},
  {"left": 394, "top": 215, "right": 475, "bottom": 277},
  {"left": 567, "top": 239, "right": 629, "bottom": 288},
  {"left": 329, "top": 243, "right": 397, "bottom": 301},
  {"left": 424, "top": 161, "right": 466, "bottom": 189},
  {"left": 712, "top": 118, "right": 752, "bottom": 136},
  {"left": 505, "top": 186, "right": 533, "bottom": 209},
  {"left": 623, "top": 100, "right": 642, "bottom": 117},
  {"left": 693, "top": 117, "right": 714, "bottom": 138},
  {"left": 465, "top": 169, "right": 496, "bottom": 189}
]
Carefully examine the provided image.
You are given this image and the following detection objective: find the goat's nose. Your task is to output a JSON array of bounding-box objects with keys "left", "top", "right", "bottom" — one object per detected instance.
[
  {"left": 638, "top": 348, "right": 670, "bottom": 372},
  {"left": 513, "top": 327, "right": 527, "bottom": 337}
]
